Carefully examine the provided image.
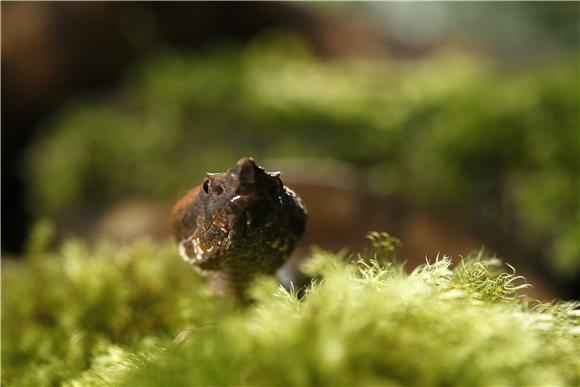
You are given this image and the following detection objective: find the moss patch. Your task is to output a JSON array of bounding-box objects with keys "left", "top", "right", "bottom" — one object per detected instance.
[{"left": 3, "top": 233, "right": 579, "bottom": 386}]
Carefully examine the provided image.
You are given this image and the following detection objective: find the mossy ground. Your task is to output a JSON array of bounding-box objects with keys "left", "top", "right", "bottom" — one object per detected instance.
[{"left": 3, "top": 231, "right": 579, "bottom": 386}]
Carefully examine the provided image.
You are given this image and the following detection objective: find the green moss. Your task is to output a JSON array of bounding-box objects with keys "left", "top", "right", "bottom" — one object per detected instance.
[
  {"left": 3, "top": 233, "right": 579, "bottom": 386},
  {"left": 2, "top": 236, "right": 233, "bottom": 387}
]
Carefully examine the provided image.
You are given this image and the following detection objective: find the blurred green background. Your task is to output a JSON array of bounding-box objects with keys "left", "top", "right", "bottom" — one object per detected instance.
[{"left": 2, "top": 3, "right": 578, "bottom": 298}]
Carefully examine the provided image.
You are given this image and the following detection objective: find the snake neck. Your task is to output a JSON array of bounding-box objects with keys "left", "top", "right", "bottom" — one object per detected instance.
[{"left": 205, "top": 269, "right": 257, "bottom": 304}]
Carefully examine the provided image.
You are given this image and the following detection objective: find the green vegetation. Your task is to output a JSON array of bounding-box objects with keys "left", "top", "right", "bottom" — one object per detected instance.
[
  {"left": 26, "top": 34, "right": 579, "bottom": 275},
  {"left": 15, "top": 35, "right": 578, "bottom": 384},
  {"left": 3, "top": 231, "right": 579, "bottom": 386}
]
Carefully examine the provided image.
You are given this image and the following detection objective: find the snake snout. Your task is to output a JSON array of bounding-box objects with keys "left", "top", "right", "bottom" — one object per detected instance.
[
  {"left": 228, "top": 194, "right": 254, "bottom": 210},
  {"left": 228, "top": 194, "right": 269, "bottom": 229}
]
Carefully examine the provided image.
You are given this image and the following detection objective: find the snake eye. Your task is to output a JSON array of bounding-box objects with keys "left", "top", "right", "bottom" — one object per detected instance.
[{"left": 202, "top": 180, "right": 210, "bottom": 194}]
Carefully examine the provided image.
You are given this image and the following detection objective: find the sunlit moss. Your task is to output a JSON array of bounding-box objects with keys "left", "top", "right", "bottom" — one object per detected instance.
[
  {"left": 2, "top": 236, "right": 233, "bottom": 386},
  {"left": 3, "top": 233, "right": 579, "bottom": 386}
]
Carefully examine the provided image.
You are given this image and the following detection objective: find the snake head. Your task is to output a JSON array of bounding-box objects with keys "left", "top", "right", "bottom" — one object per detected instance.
[{"left": 172, "top": 157, "right": 307, "bottom": 273}]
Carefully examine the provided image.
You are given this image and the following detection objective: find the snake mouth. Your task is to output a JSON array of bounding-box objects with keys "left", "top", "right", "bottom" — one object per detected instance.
[
  {"left": 227, "top": 194, "right": 258, "bottom": 217},
  {"left": 227, "top": 194, "right": 271, "bottom": 230},
  {"left": 229, "top": 194, "right": 254, "bottom": 209}
]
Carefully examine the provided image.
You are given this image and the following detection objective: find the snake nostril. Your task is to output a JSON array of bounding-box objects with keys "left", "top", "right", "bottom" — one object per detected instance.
[{"left": 213, "top": 185, "right": 224, "bottom": 195}]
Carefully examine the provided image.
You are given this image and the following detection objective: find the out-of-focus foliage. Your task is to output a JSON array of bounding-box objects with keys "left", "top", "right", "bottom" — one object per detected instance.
[
  {"left": 27, "top": 34, "right": 579, "bottom": 274},
  {"left": 3, "top": 232, "right": 579, "bottom": 386}
]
